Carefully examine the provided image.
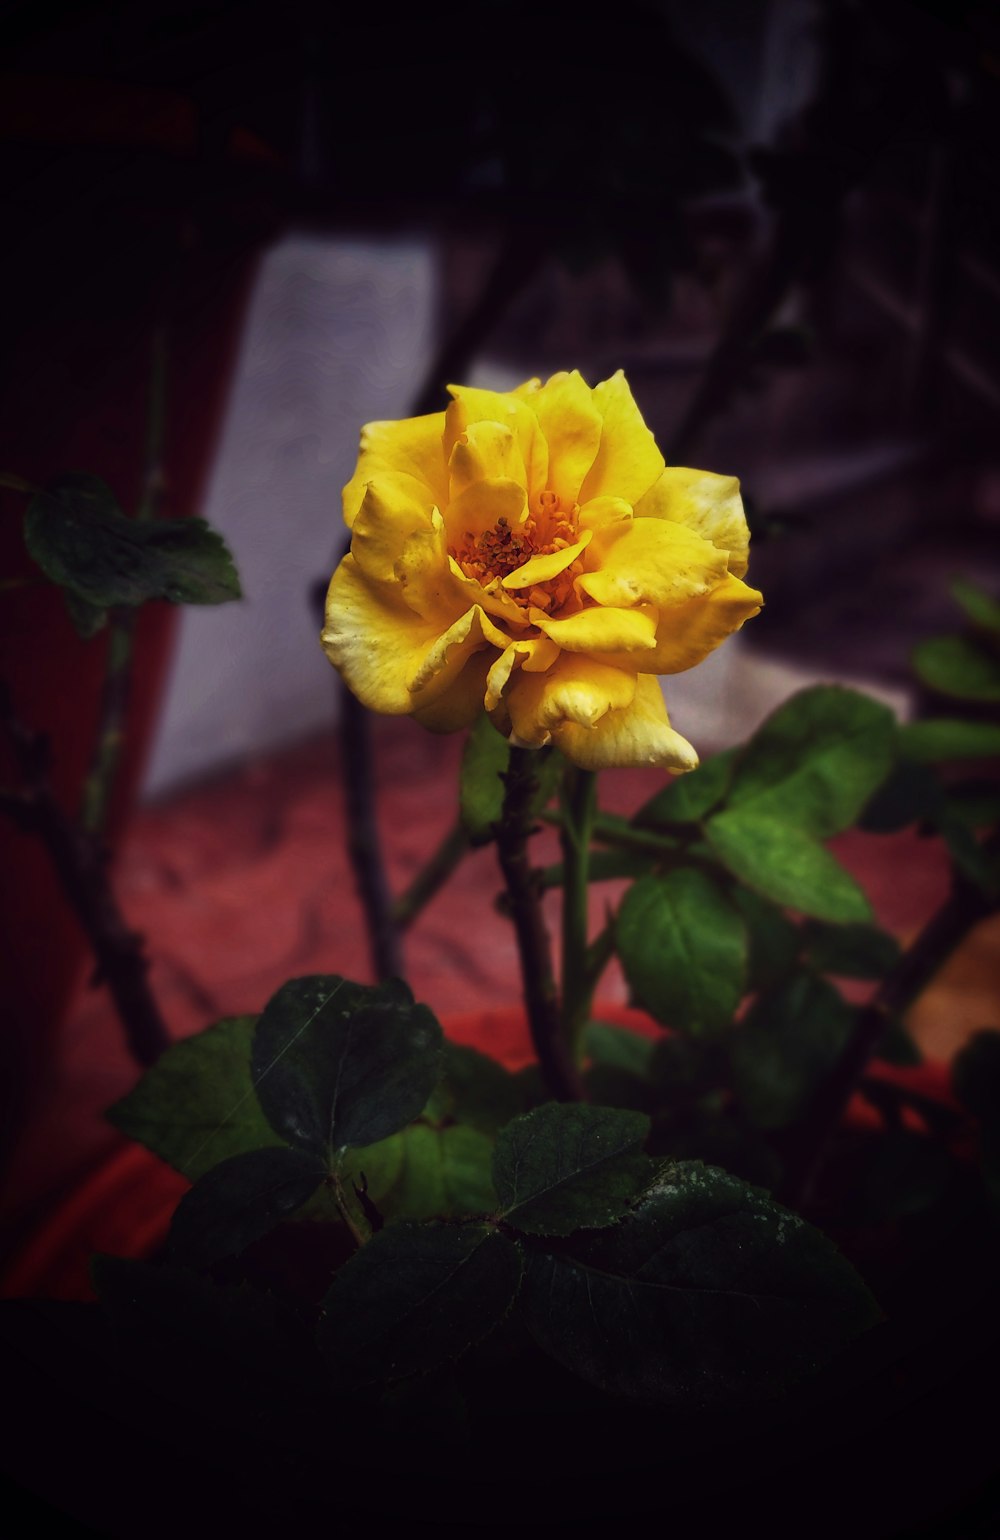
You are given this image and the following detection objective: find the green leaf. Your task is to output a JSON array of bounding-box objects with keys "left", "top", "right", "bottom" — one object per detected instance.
[
  {"left": 943, "top": 780, "right": 1000, "bottom": 831},
  {"left": 858, "top": 758, "right": 946, "bottom": 832},
  {"left": 252, "top": 975, "right": 443, "bottom": 1161},
  {"left": 725, "top": 686, "right": 896, "bottom": 837},
  {"left": 492, "top": 1104, "right": 652, "bottom": 1236},
  {"left": 731, "top": 887, "right": 800, "bottom": 993},
  {"left": 897, "top": 718, "right": 1000, "bottom": 763},
  {"left": 168, "top": 1147, "right": 326, "bottom": 1267},
  {"left": 731, "top": 973, "right": 856, "bottom": 1129},
  {"left": 423, "top": 1041, "right": 526, "bottom": 1136},
  {"left": 633, "top": 749, "right": 737, "bottom": 828},
  {"left": 107, "top": 1016, "right": 281, "bottom": 1181},
  {"left": 519, "top": 1163, "right": 880, "bottom": 1405},
  {"left": 459, "top": 715, "right": 510, "bottom": 842},
  {"left": 25, "top": 472, "right": 241, "bottom": 609},
  {"left": 583, "top": 1022, "right": 657, "bottom": 1078},
  {"left": 951, "top": 577, "right": 1000, "bottom": 635},
  {"left": 616, "top": 868, "right": 746, "bottom": 1033},
  {"left": 801, "top": 921, "right": 901, "bottom": 979},
  {"left": 912, "top": 636, "right": 1000, "bottom": 703},
  {"left": 349, "top": 1123, "right": 498, "bottom": 1223},
  {"left": 317, "top": 1222, "right": 522, "bottom": 1390},
  {"left": 705, "top": 810, "right": 872, "bottom": 923}
]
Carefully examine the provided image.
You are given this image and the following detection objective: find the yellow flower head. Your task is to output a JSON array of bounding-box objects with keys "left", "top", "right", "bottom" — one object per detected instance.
[{"left": 322, "top": 371, "right": 762, "bottom": 770}]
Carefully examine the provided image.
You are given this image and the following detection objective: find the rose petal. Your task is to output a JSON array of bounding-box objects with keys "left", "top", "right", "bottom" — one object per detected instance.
[
  {"left": 342, "top": 412, "right": 448, "bottom": 526},
  {"left": 506, "top": 654, "right": 636, "bottom": 746},
  {"left": 485, "top": 635, "right": 560, "bottom": 714},
  {"left": 577, "top": 518, "right": 730, "bottom": 608},
  {"left": 532, "top": 603, "right": 658, "bottom": 655},
  {"left": 501, "top": 530, "right": 593, "bottom": 590},
  {"left": 634, "top": 467, "right": 750, "bottom": 579},
  {"left": 445, "top": 386, "right": 547, "bottom": 492},
  {"left": 578, "top": 370, "right": 665, "bottom": 506},
  {"left": 526, "top": 371, "right": 603, "bottom": 507},
  {"left": 552, "top": 674, "right": 699, "bottom": 771}
]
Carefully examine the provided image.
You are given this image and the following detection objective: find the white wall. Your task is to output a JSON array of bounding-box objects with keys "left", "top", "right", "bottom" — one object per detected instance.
[{"left": 143, "top": 234, "right": 436, "bottom": 797}]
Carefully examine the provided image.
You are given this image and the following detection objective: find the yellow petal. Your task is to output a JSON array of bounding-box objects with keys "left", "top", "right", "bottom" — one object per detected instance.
[
  {"left": 634, "top": 467, "right": 750, "bottom": 579},
  {"left": 447, "top": 557, "right": 532, "bottom": 630},
  {"left": 350, "top": 475, "right": 435, "bottom": 584},
  {"left": 640, "top": 573, "right": 763, "bottom": 674},
  {"left": 407, "top": 604, "right": 509, "bottom": 698},
  {"left": 448, "top": 420, "right": 526, "bottom": 498},
  {"left": 577, "top": 518, "right": 730, "bottom": 609},
  {"left": 578, "top": 371, "right": 665, "bottom": 506},
  {"left": 412, "top": 651, "right": 493, "bottom": 732},
  {"left": 506, "top": 654, "right": 636, "bottom": 747},
  {"left": 445, "top": 386, "right": 547, "bottom": 492},
  {"left": 322, "top": 555, "right": 443, "bottom": 714},
  {"left": 343, "top": 412, "right": 448, "bottom": 527},
  {"left": 485, "top": 634, "right": 560, "bottom": 713},
  {"left": 532, "top": 603, "right": 658, "bottom": 655},
  {"left": 528, "top": 371, "right": 603, "bottom": 507},
  {"left": 578, "top": 495, "right": 633, "bottom": 533},
  {"left": 502, "top": 529, "right": 593, "bottom": 590},
  {"left": 553, "top": 674, "right": 699, "bottom": 771},
  {"left": 444, "top": 476, "right": 528, "bottom": 543}
]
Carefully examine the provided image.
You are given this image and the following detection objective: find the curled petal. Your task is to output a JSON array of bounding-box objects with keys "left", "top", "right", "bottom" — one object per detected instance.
[
  {"left": 448, "top": 420, "right": 527, "bottom": 498},
  {"left": 407, "top": 604, "right": 509, "bottom": 698},
  {"left": 445, "top": 476, "right": 528, "bottom": 543},
  {"left": 343, "top": 413, "right": 448, "bottom": 526},
  {"left": 506, "top": 654, "right": 636, "bottom": 747},
  {"left": 532, "top": 603, "right": 658, "bottom": 656},
  {"left": 578, "top": 518, "right": 729, "bottom": 609},
  {"left": 634, "top": 467, "right": 750, "bottom": 579},
  {"left": 445, "top": 386, "right": 547, "bottom": 491},
  {"left": 412, "top": 651, "right": 494, "bottom": 732},
  {"left": 641, "top": 573, "right": 763, "bottom": 674},
  {"left": 350, "top": 475, "right": 436, "bottom": 584},
  {"left": 578, "top": 495, "right": 633, "bottom": 533},
  {"left": 502, "top": 529, "right": 592, "bottom": 590},
  {"left": 552, "top": 674, "right": 699, "bottom": 772},
  {"left": 322, "top": 555, "right": 446, "bottom": 714},
  {"left": 485, "top": 635, "right": 560, "bottom": 714},
  {"left": 578, "top": 370, "right": 665, "bottom": 506}
]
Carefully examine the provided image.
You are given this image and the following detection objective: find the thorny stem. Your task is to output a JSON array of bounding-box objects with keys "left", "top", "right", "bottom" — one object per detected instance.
[
  {"left": 0, "top": 687, "right": 170, "bottom": 1066},
  {"left": 496, "top": 748, "right": 584, "bottom": 1102},
  {"left": 785, "top": 838, "right": 1000, "bottom": 1208},
  {"left": 559, "top": 767, "right": 597, "bottom": 1063}
]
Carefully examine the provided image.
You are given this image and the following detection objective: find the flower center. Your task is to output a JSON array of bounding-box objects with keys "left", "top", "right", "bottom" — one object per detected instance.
[{"left": 450, "top": 494, "right": 580, "bottom": 612}]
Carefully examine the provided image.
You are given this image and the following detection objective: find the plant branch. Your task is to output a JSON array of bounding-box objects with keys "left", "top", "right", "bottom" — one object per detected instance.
[
  {"left": 496, "top": 748, "right": 583, "bottom": 1102},
  {"left": 0, "top": 684, "right": 170, "bottom": 1066},
  {"left": 559, "top": 767, "right": 597, "bottom": 1061},
  {"left": 339, "top": 681, "right": 404, "bottom": 981},
  {"left": 785, "top": 840, "right": 1000, "bottom": 1207},
  {"left": 80, "top": 328, "right": 167, "bottom": 837},
  {"left": 392, "top": 821, "right": 470, "bottom": 930}
]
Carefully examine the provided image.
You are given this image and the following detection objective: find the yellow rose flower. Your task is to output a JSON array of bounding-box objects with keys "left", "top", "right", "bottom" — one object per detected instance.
[{"left": 322, "top": 370, "right": 762, "bottom": 770}]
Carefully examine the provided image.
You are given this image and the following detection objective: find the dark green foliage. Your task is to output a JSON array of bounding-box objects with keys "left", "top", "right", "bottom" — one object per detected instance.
[
  {"left": 801, "top": 921, "right": 901, "bottom": 979},
  {"left": 107, "top": 1016, "right": 279, "bottom": 1181},
  {"left": 633, "top": 749, "right": 736, "bottom": 828},
  {"left": 731, "top": 973, "right": 856, "bottom": 1129},
  {"left": 912, "top": 636, "right": 1000, "bottom": 702},
  {"left": 317, "top": 1223, "right": 523, "bottom": 1390},
  {"left": 251, "top": 975, "right": 443, "bottom": 1160},
  {"left": 704, "top": 810, "right": 871, "bottom": 923},
  {"left": 731, "top": 887, "right": 800, "bottom": 993},
  {"left": 518, "top": 1163, "right": 880, "bottom": 1406},
  {"left": 459, "top": 715, "right": 509, "bottom": 842},
  {"left": 493, "top": 1104, "right": 653, "bottom": 1235},
  {"left": 348, "top": 1123, "right": 498, "bottom": 1223},
  {"left": 616, "top": 869, "right": 745, "bottom": 1033},
  {"left": 897, "top": 718, "right": 1000, "bottom": 763},
  {"left": 24, "top": 472, "right": 240, "bottom": 634},
  {"left": 168, "top": 1148, "right": 326, "bottom": 1268}
]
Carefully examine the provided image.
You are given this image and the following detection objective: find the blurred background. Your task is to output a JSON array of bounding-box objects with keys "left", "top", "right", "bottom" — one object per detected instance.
[{"left": 2, "top": 0, "right": 999, "bottom": 1265}]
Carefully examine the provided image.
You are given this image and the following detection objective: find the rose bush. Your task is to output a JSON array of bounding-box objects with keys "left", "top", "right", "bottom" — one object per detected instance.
[{"left": 322, "top": 371, "right": 762, "bottom": 769}]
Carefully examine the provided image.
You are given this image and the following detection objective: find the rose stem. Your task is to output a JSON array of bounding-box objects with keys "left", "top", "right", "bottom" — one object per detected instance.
[
  {"left": 784, "top": 837, "right": 1000, "bottom": 1208},
  {"left": 81, "top": 326, "right": 167, "bottom": 837},
  {"left": 0, "top": 685, "right": 170, "bottom": 1066},
  {"left": 497, "top": 747, "right": 584, "bottom": 1102},
  {"left": 559, "top": 766, "right": 598, "bottom": 1062}
]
